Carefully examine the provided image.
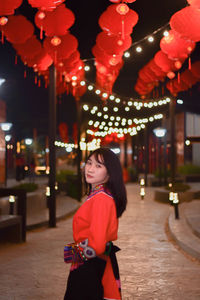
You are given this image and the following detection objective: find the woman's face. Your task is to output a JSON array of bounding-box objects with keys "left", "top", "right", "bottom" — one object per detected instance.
[{"left": 85, "top": 154, "right": 109, "bottom": 188}]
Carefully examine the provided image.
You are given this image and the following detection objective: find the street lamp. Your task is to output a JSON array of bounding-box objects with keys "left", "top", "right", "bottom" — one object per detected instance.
[
  {"left": 0, "top": 122, "right": 12, "bottom": 132},
  {"left": 0, "top": 78, "right": 5, "bottom": 86},
  {"left": 0, "top": 122, "right": 13, "bottom": 186},
  {"left": 153, "top": 127, "right": 167, "bottom": 186},
  {"left": 25, "top": 138, "right": 33, "bottom": 146}
]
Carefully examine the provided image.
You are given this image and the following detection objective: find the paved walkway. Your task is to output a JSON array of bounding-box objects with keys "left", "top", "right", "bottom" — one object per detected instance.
[{"left": 0, "top": 183, "right": 200, "bottom": 299}]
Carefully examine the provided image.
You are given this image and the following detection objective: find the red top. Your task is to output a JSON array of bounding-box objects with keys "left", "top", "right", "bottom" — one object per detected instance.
[{"left": 72, "top": 185, "right": 121, "bottom": 299}]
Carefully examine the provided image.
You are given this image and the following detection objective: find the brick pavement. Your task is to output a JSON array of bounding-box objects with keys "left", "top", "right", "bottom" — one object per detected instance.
[{"left": 0, "top": 183, "right": 200, "bottom": 300}]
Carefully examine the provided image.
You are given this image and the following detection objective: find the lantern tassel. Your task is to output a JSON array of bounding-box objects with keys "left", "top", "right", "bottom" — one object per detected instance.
[
  {"left": 178, "top": 72, "right": 180, "bottom": 84},
  {"left": 188, "top": 57, "right": 191, "bottom": 70},
  {"left": 40, "top": 26, "right": 43, "bottom": 40},
  {"left": 35, "top": 75, "right": 37, "bottom": 85},
  {"left": 24, "top": 69, "right": 27, "bottom": 78},
  {"left": 121, "top": 18, "right": 125, "bottom": 40},
  {"left": 1, "top": 30, "right": 4, "bottom": 44},
  {"left": 38, "top": 78, "right": 41, "bottom": 87}
]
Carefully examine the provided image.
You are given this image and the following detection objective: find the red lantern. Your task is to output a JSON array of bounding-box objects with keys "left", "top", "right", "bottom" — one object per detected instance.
[
  {"left": 99, "top": 4, "right": 138, "bottom": 36},
  {"left": 160, "top": 29, "right": 196, "bottom": 60},
  {"left": 96, "top": 31, "right": 132, "bottom": 56},
  {"left": 58, "top": 123, "right": 68, "bottom": 143},
  {"left": 23, "top": 49, "right": 53, "bottom": 71},
  {"left": 4, "top": 15, "right": 34, "bottom": 44},
  {"left": 170, "top": 6, "right": 200, "bottom": 42},
  {"left": 180, "top": 69, "right": 198, "bottom": 87},
  {"left": 0, "top": 0, "right": 22, "bottom": 15},
  {"left": 13, "top": 35, "right": 42, "bottom": 60},
  {"left": 73, "top": 123, "right": 77, "bottom": 144},
  {"left": 35, "top": 10, "right": 46, "bottom": 39},
  {"left": 43, "top": 33, "right": 78, "bottom": 62},
  {"left": 28, "top": 0, "right": 64, "bottom": 11},
  {"left": 42, "top": 4, "right": 75, "bottom": 36},
  {"left": 154, "top": 50, "right": 177, "bottom": 73},
  {"left": 62, "top": 51, "right": 80, "bottom": 68},
  {"left": 147, "top": 59, "right": 166, "bottom": 81}
]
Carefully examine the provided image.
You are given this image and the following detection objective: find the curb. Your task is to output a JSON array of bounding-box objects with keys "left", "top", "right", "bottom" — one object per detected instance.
[
  {"left": 167, "top": 209, "right": 200, "bottom": 262},
  {"left": 26, "top": 202, "right": 80, "bottom": 231}
]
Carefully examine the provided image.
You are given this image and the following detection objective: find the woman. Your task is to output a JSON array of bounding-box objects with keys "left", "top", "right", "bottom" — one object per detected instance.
[{"left": 64, "top": 147, "right": 127, "bottom": 300}]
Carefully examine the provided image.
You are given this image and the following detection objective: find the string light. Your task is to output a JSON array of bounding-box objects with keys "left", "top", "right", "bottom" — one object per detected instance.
[
  {"left": 163, "top": 30, "right": 169, "bottom": 37},
  {"left": 124, "top": 51, "right": 130, "bottom": 58},
  {"left": 147, "top": 36, "right": 154, "bottom": 42},
  {"left": 136, "top": 46, "right": 142, "bottom": 53}
]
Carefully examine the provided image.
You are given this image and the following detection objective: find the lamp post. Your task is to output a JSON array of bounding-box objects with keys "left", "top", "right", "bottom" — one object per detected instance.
[
  {"left": 170, "top": 98, "right": 176, "bottom": 186},
  {"left": 0, "top": 122, "right": 13, "bottom": 186},
  {"left": 153, "top": 127, "right": 167, "bottom": 186}
]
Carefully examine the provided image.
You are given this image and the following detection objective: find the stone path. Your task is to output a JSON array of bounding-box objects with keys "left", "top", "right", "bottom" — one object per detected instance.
[{"left": 0, "top": 183, "right": 200, "bottom": 299}]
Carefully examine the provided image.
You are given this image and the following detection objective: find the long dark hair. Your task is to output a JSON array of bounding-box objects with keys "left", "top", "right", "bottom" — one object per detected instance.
[{"left": 84, "top": 147, "right": 127, "bottom": 218}]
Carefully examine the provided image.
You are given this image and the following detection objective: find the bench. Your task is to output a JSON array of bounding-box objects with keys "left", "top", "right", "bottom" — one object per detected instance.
[
  {"left": 0, "top": 188, "right": 27, "bottom": 242},
  {"left": 0, "top": 215, "right": 22, "bottom": 243}
]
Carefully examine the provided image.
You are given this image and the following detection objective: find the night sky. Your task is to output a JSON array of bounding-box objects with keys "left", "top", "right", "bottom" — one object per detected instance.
[{"left": 0, "top": 0, "right": 200, "bottom": 140}]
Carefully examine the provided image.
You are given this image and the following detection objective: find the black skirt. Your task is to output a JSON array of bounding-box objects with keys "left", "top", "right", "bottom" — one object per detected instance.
[
  {"left": 64, "top": 257, "right": 106, "bottom": 300},
  {"left": 64, "top": 244, "right": 121, "bottom": 300}
]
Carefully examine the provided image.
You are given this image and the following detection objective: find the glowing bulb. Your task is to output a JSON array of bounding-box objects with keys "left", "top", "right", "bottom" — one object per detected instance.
[
  {"left": 84, "top": 66, "right": 90, "bottom": 71},
  {"left": 109, "top": 95, "right": 115, "bottom": 100},
  {"left": 83, "top": 104, "right": 89, "bottom": 111},
  {"left": 136, "top": 46, "right": 142, "bottom": 53},
  {"left": 185, "top": 140, "right": 190, "bottom": 146},
  {"left": 163, "top": 30, "right": 169, "bottom": 37},
  {"left": 88, "top": 85, "right": 93, "bottom": 90},
  {"left": 148, "top": 36, "right": 154, "bottom": 42},
  {"left": 102, "top": 93, "right": 108, "bottom": 98},
  {"left": 124, "top": 51, "right": 130, "bottom": 58}
]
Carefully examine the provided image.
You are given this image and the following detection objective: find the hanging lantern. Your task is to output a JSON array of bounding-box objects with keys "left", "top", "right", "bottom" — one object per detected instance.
[
  {"left": 4, "top": 15, "right": 34, "bottom": 44},
  {"left": 154, "top": 50, "right": 177, "bottom": 73},
  {"left": 147, "top": 59, "right": 166, "bottom": 81},
  {"left": 180, "top": 69, "right": 198, "bottom": 87},
  {"left": 0, "top": 0, "right": 22, "bottom": 15},
  {"left": 99, "top": 4, "right": 138, "bottom": 36},
  {"left": 42, "top": 4, "right": 75, "bottom": 36},
  {"left": 13, "top": 35, "right": 42, "bottom": 60},
  {"left": 160, "top": 29, "right": 196, "bottom": 60},
  {"left": 58, "top": 123, "right": 68, "bottom": 143},
  {"left": 96, "top": 31, "right": 132, "bottom": 56},
  {"left": 35, "top": 10, "right": 46, "bottom": 39},
  {"left": 44, "top": 33, "right": 78, "bottom": 62},
  {"left": 28, "top": 0, "right": 64, "bottom": 11},
  {"left": 170, "top": 6, "right": 200, "bottom": 42}
]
